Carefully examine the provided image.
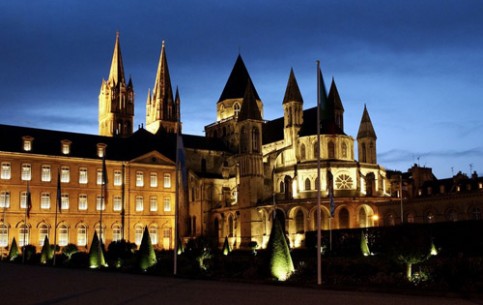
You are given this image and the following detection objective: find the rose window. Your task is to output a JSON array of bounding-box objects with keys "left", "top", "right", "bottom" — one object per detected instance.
[{"left": 335, "top": 174, "right": 353, "bottom": 190}]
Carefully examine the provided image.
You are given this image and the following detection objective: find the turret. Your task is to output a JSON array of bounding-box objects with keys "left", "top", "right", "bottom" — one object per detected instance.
[
  {"left": 98, "top": 32, "right": 134, "bottom": 137},
  {"left": 357, "top": 105, "right": 377, "bottom": 164}
]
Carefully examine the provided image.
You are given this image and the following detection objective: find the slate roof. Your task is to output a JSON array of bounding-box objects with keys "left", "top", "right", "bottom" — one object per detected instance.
[{"left": 218, "top": 55, "right": 261, "bottom": 102}]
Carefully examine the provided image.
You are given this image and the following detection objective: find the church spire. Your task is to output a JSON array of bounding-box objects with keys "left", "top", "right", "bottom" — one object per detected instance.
[
  {"left": 146, "top": 41, "right": 178, "bottom": 134},
  {"left": 108, "top": 32, "right": 126, "bottom": 86},
  {"left": 357, "top": 104, "right": 377, "bottom": 140},
  {"left": 99, "top": 32, "right": 134, "bottom": 137},
  {"left": 282, "top": 68, "right": 303, "bottom": 105}
]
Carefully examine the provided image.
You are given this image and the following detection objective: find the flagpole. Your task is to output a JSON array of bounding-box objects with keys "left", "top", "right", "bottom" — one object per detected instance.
[
  {"left": 53, "top": 168, "right": 60, "bottom": 266},
  {"left": 23, "top": 181, "right": 29, "bottom": 264},
  {"left": 316, "top": 60, "right": 322, "bottom": 286}
]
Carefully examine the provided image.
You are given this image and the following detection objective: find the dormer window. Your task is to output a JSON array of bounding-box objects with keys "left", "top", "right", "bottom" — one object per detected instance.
[
  {"left": 22, "top": 136, "right": 34, "bottom": 152},
  {"left": 61, "top": 140, "right": 72, "bottom": 155},
  {"left": 97, "top": 143, "right": 107, "bottom": 158}
]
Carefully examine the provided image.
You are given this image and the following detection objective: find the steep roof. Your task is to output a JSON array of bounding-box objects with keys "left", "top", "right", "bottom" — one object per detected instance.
[
  {"left": 152, "top": 41, "right": 174, "bottom": 110},
  {"left": 108, "top": 32, "right": 126, "bottom": 86},
  {"left": 218, "top": 55, "right": 260, "bottom": 102},
  {"left": 282, "top": 69, "right": 303, "bottom": 105},
  {"left": 238, "top": 80, "right": 263, "bottom": 122},
  {"left": 357, "top": 105, "right": 377, "bottom": 139}
]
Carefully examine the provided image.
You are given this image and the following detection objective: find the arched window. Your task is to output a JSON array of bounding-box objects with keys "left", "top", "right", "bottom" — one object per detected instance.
[
  {"left": 328, "top": 141, "right": 335, "bottom": 159},
  {"left": 228, "top": 215, "right": 234, "bottom": 237},
  {"left": 19, "top": 223, "right": 30, "bottom": 247},
  {"left": 112, "top": 224, "right": 122, "bottom": 242},
  {"left": 58, "top": 224, "right": 69, "bottom": 246},
  {"left": 304, "top": 178, "right": 311, "bottom": 191},
  {"left": 359, "top": 208, "right": 367, "bottom": 228},
  {"left": 279, "top": 181, "right": 285, "bottom": 193},
  {"left": 0, "top": 223, "right": 8, "bottom": 247},
  {"left": 361, "top": 143, "right": 367, "bottom": 163},
  {"left": 252, "top": 127, "right": 260, "bottom": 152},
  {"left": 240, "top": 127, "right": 247, "bottom": 153},
  {"left": 134, "top": 224, "right": 144, "bottom": 246},
  {"left": 300, "top": 144, "right": 306, "bottom": 160},
  {"left": 313, "top": 143, "right": 319, "bottom": 159},
  {"left": 342, "top": 142, "right": 347, "bottom": 158},
  {"left": 295, "top": 210, "right": 304, "bottom": 233},
  {"left": 339, "top": 208, "right": 349, "bottom": 229},
  {"left": 149, "top": 225, "right": 158, "bottom": 245},
  {"left": 234, "top": 103, "right": 241, "bottom": 118},
  {"left": 38, "top": 223, "right": 49, "bottom": 246},
  {"left": 77, "top": 224, "right": 87, "bottom": 246}
]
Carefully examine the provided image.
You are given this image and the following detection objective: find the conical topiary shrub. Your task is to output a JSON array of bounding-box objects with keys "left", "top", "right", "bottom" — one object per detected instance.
[
  {"left": 137, "top": 226, "right": 157, "bottom": 271},
  {"left": 40, "top": 235, "right": 54, "bottom": 264},
  {"left": 361, "top": 231, "right": 371, "bottom": 257},
  {"left": 88, "top": 232, "right": 107, "bottom": 268},
  {"left": 222, "top": 236, "right": 231, "bottom": 256},
  {"left": 8, "top": 237, "right": 19, "bottom": 261},
  {"left": 267, "top": 217, "right": 294, "bottom": 281}
]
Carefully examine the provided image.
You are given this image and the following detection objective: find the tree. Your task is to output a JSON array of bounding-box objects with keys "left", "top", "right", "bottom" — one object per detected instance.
[
  {"left": 222, "top": 236, "right": 231, "bottom": 256},
  {"left": 137, "top": 226, "right": 157, "bottom": 271},
  {"left": 266, "top": 217, "right": 294, "bottom": 281},
  {"left": 361, "top": 231, "right": 371, "bottom": 256},
  {"left": 8, "top": 237, "right": 19, "bottom": 261},
  {"left": 40, "top": 235, "right": 54, "bottom": 264},
  {"left": 88, "top": 232, "right": 107, "bottom": 268}
]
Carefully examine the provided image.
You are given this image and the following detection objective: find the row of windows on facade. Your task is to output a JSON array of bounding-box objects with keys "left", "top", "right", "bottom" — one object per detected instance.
[
  {"left": 299, "top": 141, "right": 354, "bottom": 160},
  {"left": 0, "top": 192, "right": 171, "bottom": 212},
  {"left": 20, "top": 136, "right": 106, "bottom": 157},
  {"left": 278, "top": 174, "right": 355, "bottom": 193},
  {"left": 0, "top": 162, "right": 172, "bottom": 188},
  {"left": 417, "top": 183, "right": 483, "bottom": 196},
  {"left": 0, "top": 223, "right": 172, "bottom": 248}
]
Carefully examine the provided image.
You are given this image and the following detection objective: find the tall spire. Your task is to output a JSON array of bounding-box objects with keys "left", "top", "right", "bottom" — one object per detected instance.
[
  {"left": 282, "top": 68, "right": 303, "bottom": 105},
  {"left": 357, "top": 104, "right": 377, "bottom": 139},
  {"left": 146, "top": 41, "right": 178, "bottom": 134},
  {"left": 108, "top": 32, "right": 126, "bottom": 86},
  {"left": 99, "top": 32, "right": 134, "bottom": 137},
  {"left": 218, "top": 55, "right": 260, "bottom": 103}
]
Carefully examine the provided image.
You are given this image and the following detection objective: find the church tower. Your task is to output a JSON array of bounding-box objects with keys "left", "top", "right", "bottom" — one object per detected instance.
[
  {"left": 357, "top": 105, "right": 377, "bottom": 164},
  {"left": 146, "top": 41, "right": 180, "bottom": 134},
  {"left": 282, "top": 69, "right": 304, "bottom": 151},
  {"left": 98, "top": 33, "right": 134, "bottom": 137},
  {"left": 237, "top": 80, "right": 264, "bottom": 246}
]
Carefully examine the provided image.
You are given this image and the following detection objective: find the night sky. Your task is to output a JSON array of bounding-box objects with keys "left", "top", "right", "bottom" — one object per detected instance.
[{"left": 1, "top": 1, "right": 482, "bottom": 178}]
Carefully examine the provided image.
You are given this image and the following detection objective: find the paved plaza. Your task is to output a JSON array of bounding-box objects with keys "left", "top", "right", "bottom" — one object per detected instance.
[{"left": 0, "top": 263, "right": 480, "bottom": 305}]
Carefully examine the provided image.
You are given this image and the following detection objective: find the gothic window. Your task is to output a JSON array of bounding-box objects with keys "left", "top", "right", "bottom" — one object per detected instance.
[
  {"left": 328, "top": 141, "right": 335, "bottom": 159},
  {"left": 359, "top": 208, "right": 367, "bottom": 228},
  {"left": 339, "top": 208, "right": 349, "bottom": 229},
  {"left": 240, "top": 127, "right": 247, "bottom": 153},
  {"left": 342, "top": 142, "right": 347, "bottom": 158},
  {"left": 304, "top": 178, "right": 311, "bottom": 191},
  {"left": 335, "top": 174, "right": 353, "bottom": 190},
  {"left": 234, "top": 103, "right": 241, "bottom": 118},
  {"left": 279, "top": 181, "right": 285, "bottom": 193},
  {"left": 300, "top": 144, "right": 306, "bottom": 160},
  {"left": 295, "top": 210, "right": 304, "bottom": 233},
  {"left": 361, "top": 143, "right": 367, "bottom": 163},
  {"left": 252, "top": 127, "right": 260, "bottom": 152}
]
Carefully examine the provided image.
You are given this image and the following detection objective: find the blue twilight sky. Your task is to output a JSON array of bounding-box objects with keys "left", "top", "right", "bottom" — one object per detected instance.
[{"left": 0, "top": 1, "right": 482, "bottom": 178}]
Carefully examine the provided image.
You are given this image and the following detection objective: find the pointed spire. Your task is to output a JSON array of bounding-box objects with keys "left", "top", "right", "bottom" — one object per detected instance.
[
  {"left": 175, "top": 86, "right": 181, "bottom": 124},
  {"left": 218, "top": 55, "right": 260, "bottom": 102},
  {"left": 108, "top": 32, "right": 126, "bottom": 86},
  {"left": 152, "top": 40, "right": 174, "bottom": 104},
  {"left": 282, "top": 68, "right": 303, "bottom": 105},
  {"left": 238, "top": 80, "right": 262, "bottom": 122},
  {"left": 328, "top": 78, "right": 344, "bottom": 112},
  {"left": 357, "top": 104, "right": 377, "bottom": 139}
]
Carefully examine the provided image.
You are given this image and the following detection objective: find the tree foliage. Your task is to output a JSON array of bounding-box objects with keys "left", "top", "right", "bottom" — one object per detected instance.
[
  {"left": 266, "top": 217, "right": 294, "bottom": 281},
  {"left": 8, "top": 237, "right": 19, "bottom": 261},
  {"left": 137, "top": 226, "right": 157, "bottom": 271},
  {"left": 88, "top": 232, "right": 107, "bottom": 268}
]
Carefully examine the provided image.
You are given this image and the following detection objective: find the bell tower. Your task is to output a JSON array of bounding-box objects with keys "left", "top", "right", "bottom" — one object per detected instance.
[{"left": 98, "top": 32, "right": 134, "bottom": 137}]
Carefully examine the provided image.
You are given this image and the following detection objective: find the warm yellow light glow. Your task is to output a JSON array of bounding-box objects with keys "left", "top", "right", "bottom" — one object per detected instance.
[
  {"left": 292, "top": 179, "right": 298, "bottom": 198},
  {"left": 372, "top": 214, "right": 379, "bottom": 221}
]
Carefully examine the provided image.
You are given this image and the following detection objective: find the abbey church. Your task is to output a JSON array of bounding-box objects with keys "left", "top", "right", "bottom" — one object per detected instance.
[{"left": 3, "top": 33, "right": 478, "bottom": 254}]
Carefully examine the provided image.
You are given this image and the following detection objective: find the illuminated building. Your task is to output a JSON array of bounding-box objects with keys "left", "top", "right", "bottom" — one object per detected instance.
[{"left": 10, "top": 33, "right": 460, "bottom": 254}]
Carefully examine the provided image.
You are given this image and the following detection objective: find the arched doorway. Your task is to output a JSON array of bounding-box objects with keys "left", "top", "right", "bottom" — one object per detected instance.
[{"left": 339, "top": 207, "right": 349, "bottom": 229}]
